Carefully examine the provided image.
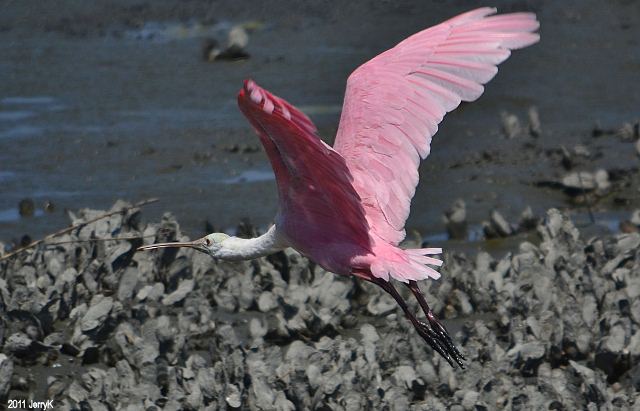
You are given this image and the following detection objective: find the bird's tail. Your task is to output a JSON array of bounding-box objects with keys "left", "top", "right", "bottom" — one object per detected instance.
[{"left": 370, "top": 247, "right": 443, "bottom": 283}]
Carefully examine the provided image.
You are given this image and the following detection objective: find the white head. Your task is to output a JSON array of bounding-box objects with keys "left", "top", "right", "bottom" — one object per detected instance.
[
  {"left": 139, "top": 225, "right": 284, "bottom": 261},
  {"left": 138, "top": 232, "right": 231, "bottom": 258}
]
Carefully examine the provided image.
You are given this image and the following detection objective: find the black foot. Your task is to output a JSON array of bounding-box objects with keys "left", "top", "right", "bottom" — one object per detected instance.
[
  {"left": 372, "top": 278, "right": 466, "bottom": 368},
  {"left": 407, "top": 280, "right": 466, "bottom": 368},
  {"left": 414, "top": 315, "right": 465, "bottom": 368}
]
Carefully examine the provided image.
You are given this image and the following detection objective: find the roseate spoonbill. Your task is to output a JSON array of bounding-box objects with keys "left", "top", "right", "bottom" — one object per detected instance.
[{"left": 140, "top": 7, "right": 539, "bottom": 368}]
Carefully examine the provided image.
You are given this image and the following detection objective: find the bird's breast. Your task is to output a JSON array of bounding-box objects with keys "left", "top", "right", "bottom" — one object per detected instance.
[{"left": 277, "top": 218, "right": 371, "bottom": 276}]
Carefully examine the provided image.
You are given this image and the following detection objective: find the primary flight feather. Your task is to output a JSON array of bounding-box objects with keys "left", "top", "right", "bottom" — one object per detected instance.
[{"left": 140, "top": 7, "right": 540, "bottom": 368}]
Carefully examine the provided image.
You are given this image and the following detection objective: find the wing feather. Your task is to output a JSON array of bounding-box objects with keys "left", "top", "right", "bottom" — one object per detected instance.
[
  {"left": 333, "top": 8, "right": 539, "bottom": 244},
  {"left": 237, "top": 80, "right": 371, "bottom": 253}
]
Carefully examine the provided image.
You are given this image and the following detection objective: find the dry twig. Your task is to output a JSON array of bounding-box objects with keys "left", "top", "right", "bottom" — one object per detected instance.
[{"left": 0, "top": 198, "right": 158, "bottom": 261}]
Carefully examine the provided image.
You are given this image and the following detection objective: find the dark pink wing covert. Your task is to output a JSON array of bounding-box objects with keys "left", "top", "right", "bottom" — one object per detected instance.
[
  {"left": 237, "top": 80, "right": 371, "bottom": 252},
  {"left": 333, "top": 7, "right": 540, "bottom": 244}
]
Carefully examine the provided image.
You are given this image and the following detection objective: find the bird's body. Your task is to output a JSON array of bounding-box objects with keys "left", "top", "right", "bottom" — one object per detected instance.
[
  {"left": 140, "top": 7, "right": 539, "bottom": 368},
  {"left": 238, "top": 80, "right": 441, "bottom": 281}
]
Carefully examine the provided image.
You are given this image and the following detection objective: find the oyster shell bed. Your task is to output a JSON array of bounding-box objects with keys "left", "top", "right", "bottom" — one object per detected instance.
[{"left": 1, "top": 201, "right": 639, "bottom": 410}]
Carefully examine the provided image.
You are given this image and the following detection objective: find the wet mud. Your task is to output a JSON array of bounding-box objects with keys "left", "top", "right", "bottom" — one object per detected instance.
[{"left": 1, "top": 0, "right": 639, "bottom": 409}]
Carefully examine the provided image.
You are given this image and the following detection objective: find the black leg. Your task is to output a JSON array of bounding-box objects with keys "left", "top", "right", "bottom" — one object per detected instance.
[
  {"left": 370, "top": 277, "right": 464, "bottom": 369},
  {"left": 407, "top": 280, "right": 466, "bottom": 368}
]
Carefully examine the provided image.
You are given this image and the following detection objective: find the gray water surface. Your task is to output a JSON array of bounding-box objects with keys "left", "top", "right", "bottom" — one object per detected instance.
[{"left": 1, "top": 0, "right": 638, "bottom": 244}]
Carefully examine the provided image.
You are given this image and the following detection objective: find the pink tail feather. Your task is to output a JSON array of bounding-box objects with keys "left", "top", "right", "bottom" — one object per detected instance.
[{"left": 370, "top": 247, "right": 443, "bottom": 283}]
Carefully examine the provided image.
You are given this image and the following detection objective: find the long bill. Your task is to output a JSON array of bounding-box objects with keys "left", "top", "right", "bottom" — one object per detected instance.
[{"left": 137, "top": 238, "right": 207, "bottom": 253}]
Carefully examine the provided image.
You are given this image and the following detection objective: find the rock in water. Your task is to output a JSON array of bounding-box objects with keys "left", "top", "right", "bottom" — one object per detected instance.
[
  {"left": 483, "top": 209, "right": 513, "bottom": 238},
  {"left": 203, "top": 24, "right": 251, "bottom": 62},
  {"left": 594, "top": 169, "right": 610, "bottom": 193},
  {"left": 562, "top": 171, "right": 596, "bottom": 191},
  {"left": 228, "top": 25, "right": 249, "bottom": 49},
  {"left": 528, "top": 106, "right": 541, "bottom": 137},
  {"left": 444, "top": 199, "right": 467, "bottom": 240},
  {"left": 518, "top": 206, "right": 539, "bottom": 231},
  {"left": 18, "top": 198, "right": 35, "bottom": 217},
  {"left": 617, "top": 121, "right": 639, "bottom": 140},
  {"left": 620, "top": 221, "right": 639, "bottom": 234},
  {"left": 501, "top": 111, "right": 522, "bottom": 139}
]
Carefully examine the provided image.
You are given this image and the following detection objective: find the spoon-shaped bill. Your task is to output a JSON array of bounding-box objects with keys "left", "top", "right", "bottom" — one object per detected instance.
[{"left": 137, "top": 238, "right": 207, "bottom": 252}]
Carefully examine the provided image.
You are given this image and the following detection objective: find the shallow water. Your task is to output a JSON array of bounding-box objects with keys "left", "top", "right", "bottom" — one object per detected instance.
[
  {"left": 223, "top": 169, "right": 275, "bottom": 184},
  {"left": 1, "top": 0, "right": 638, "bottom": 246}
]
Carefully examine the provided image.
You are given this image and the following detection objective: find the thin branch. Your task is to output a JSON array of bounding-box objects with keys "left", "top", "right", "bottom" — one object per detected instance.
[
  {"left": 0, "top": 198, "right": 158, "bottom": 262},
  {"left": 42, "top": 234, "right": 159, "bottom": 246}
]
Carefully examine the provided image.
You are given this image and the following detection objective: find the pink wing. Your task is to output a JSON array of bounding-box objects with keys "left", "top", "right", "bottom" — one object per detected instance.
[
  {"left": 333, "top": 7, "right": 540, "bottom": 245},
  {"left": 237, "top": 80, "right": 371, "bottom": 263}
]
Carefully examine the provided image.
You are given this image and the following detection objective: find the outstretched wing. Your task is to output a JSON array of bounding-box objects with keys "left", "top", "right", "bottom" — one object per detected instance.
[
  {"left": 237, "top": 80, "right": 371, "bottom": 256},
  {"left": 333, "top": 7, "right": 540, "bottom": 244}
]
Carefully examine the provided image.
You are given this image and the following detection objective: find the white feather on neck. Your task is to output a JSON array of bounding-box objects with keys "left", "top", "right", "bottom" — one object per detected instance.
[{"left": 215, "top": 225, "right": 288, "bottom": 260}]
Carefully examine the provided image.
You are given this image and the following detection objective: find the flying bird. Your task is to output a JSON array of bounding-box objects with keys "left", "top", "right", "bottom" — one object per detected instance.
[{"left": 140, "top": 7, "right": 539, "bottom": 368}]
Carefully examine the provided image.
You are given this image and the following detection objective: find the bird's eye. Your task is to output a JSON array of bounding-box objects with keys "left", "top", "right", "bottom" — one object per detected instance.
[{"left": 205, "top": 238, "right": 212, "bottom": 246}]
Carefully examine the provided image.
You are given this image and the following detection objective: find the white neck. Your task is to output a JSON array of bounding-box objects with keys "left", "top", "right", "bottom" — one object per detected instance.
[{"left": 216, "top": 225, "right": 288, "bottom": 260}]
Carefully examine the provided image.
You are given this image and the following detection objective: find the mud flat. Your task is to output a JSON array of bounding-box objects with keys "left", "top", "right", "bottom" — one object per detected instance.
[{"left": 0, "top": 201, "right": 639, "bottom": 409}]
